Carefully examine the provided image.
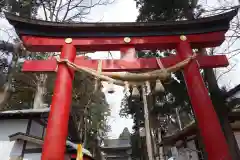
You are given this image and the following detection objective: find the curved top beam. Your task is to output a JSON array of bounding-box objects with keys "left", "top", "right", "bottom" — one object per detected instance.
[{"left": 5, "top": 10, "right": 238, "bottom": 38}]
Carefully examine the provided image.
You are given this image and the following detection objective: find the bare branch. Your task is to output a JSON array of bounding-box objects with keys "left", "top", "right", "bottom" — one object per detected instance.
[
  {"left": 50, "top": 0, "right": 58, "bottom": 21},
  {"left": 55, "top": 0, "right": 64, "bottom": 21},
  {"left": 217, "top": 63, "right": 237, "bottom": 81},
  {"left": 39, "top": 0, "right": 49, "bottom": 20},
  {"left": 62, "top": 0, "right": 74, "bottom": 21}
]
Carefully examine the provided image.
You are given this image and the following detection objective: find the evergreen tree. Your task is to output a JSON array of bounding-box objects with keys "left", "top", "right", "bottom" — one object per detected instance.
[{"left": 121, "top": 1, "right": 240, "bottom": 159}]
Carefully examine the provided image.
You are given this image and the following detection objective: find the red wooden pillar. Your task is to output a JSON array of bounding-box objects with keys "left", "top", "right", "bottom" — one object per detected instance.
[
  {"left": 42, "top": 40, "right": 76, "bottom": 160},
  {"left": 176, "top": 36, "right": 232, "bottom": 160}
]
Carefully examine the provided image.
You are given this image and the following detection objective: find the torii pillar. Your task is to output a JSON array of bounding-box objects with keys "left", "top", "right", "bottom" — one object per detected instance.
[
  {"left": 41, "top": 40, "right": 76, "bottom": 160},
  {"left": 177, "top": 36, "right": 231, "bottom": 160}
]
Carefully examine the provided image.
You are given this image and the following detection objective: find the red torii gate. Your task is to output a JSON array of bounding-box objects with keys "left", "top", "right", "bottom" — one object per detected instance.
[{"left": 5, "top": 9, "right": 238, "bottom": 160}]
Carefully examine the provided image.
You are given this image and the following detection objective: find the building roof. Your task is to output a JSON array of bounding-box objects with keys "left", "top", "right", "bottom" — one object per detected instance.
[
  {"left": 9, "top": 132, "right": 44, "bottom": 145},
  {"left": 118, "top": 127, "right": 131, "bottom": 140},
  {"left": 9, "top": 132, "right": 93, "bottom": 158},
  {"left": 101, "top": 139, "right": 131, "bottom": 149},
  {"left": 1, "top": 108, "right": 49, "bottom": 113},
  {"left": 0, "top": 108, "right": 49, "bottom": 119},
  {"left": 0, "top": 108, "right": 81, "bottom": 142},
  {"left": 224, "top": 84, "right": 240, "bottom": 99},
  {"left": 160, "top": 111, "right": 240, "bottom": 146},
  {"left": 101, "top": 127, "right": 131, "bottom": 151},
  {"left": 5, "top": 9, "right": 237, "bottom": 38}
]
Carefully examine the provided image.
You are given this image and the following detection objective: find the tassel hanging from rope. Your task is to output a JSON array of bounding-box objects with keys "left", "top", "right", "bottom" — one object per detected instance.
[
  {"left": 107, "top": 81, "right": 115, "bottom": 94},
  {"left": 155, "top": 79, "right": 165, "bottom": 93},
  {"left": 132, "top": 85, "right": 140, "bottom": 97},
  {"left": 124, "top": 81, "right": 130, "bottom": 92},
  {"left": 145, "top": 81, "right": 151, "bottom": 94},
  {"left": 155, "top": 57, "right": 166, "bottom": 93}
]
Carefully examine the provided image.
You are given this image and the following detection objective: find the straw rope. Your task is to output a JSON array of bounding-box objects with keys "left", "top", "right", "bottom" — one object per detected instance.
[
  {"left": 55, "top": 54, "right": 197, "bottom": 86},
  {"left": 155, "top": 57, "right": 166, "bottom": 92}
]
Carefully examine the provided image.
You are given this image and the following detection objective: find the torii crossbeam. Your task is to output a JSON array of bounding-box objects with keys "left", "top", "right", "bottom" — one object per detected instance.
[{"left": 5, "top": 9, "right": 238, "bottom": 160}]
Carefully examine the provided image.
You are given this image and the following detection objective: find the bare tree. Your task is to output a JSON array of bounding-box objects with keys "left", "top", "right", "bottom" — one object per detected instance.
[{"left": 0, "top": 1, "right": 113, "bottom": 151}]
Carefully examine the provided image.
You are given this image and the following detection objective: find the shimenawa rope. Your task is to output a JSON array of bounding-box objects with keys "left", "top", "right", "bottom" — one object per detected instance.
[{"left": 55, "top": 54, "right": 197, "bottom": 86}]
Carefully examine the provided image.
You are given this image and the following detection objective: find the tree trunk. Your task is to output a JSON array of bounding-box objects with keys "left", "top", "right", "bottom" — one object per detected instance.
[
  {"left": 0, "top": 53, "right": 18, "bottom": 109},
  {"left": 93, "top": 135, "right": 103, "bottom": 160},
  {"left": 151, "top": 129, "right": 158, "bottom": 160},
  {"left": 195, "top": 132, "right": 207, "bottom": 160},
  {"left": 83, "top": 117, "right": 88, "bottom": 147},
  {"left": 0, "top": 84, "right": 10, "bottom": 110},
  {"left": 33, "top": 74, "right": 47, "bottom": 109},
  {"left": 77, "top": 116, "right": 85, "bottom": 142},
  {"left": 0, "top": 41, "right": 24, "bottom": 109},
  {"left": 200, "top": 49, "right": 240, "bottom": 160},
  {"left": 157, "top": 128, "right": 164, "bottom": 160}
]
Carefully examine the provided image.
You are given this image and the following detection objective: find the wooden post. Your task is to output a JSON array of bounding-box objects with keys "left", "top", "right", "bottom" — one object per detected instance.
[{"left": 142, "top": 85, "right": 154, "bottom": 160}]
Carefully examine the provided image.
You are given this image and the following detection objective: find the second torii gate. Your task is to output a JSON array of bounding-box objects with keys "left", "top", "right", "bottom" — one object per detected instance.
[{"left": 5, "top": 9, "right": 238, "bottom": 160}]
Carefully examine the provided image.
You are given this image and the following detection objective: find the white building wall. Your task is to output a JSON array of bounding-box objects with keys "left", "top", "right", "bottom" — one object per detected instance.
[
  {"left": 24, "top": 153, "right": 41, "bottom": 160},
  {"left": 29, "top": 120, "right": 44, "bottom": 137},
  {"left": 25, "top": 142, "right": 42, "bottom": 149},
  {"left": 26, "top": 120, "right": 45, "bottom": 149},
  {"left": 177, "top": 148, "right": 190, "bottom": 160},
  {"left": 171, "top": 140, "right": 199, "bottom": 160},
  {"left": 0, "top": 141, "right": 15, "bottom": 160},
  {"left": 172, "top": 132, "right": 240, "bottom": 160},
  {"left": 0, "top": 119, "right": 74, "bottom": 160},
  {"left": 234, "top": 131, "right": 240, "bottom": 149},
  {"left": 23, "top": 153, "right": 71, "bottom": 160},
  {"left": 186, "top": 140, "right": 199, "bottom": 160},
  {"left": 0, "top": 119, "right": 28, "bottom": 140},
  {"left": 0, "top": 119, "right": 28, "bottom": 160}
]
